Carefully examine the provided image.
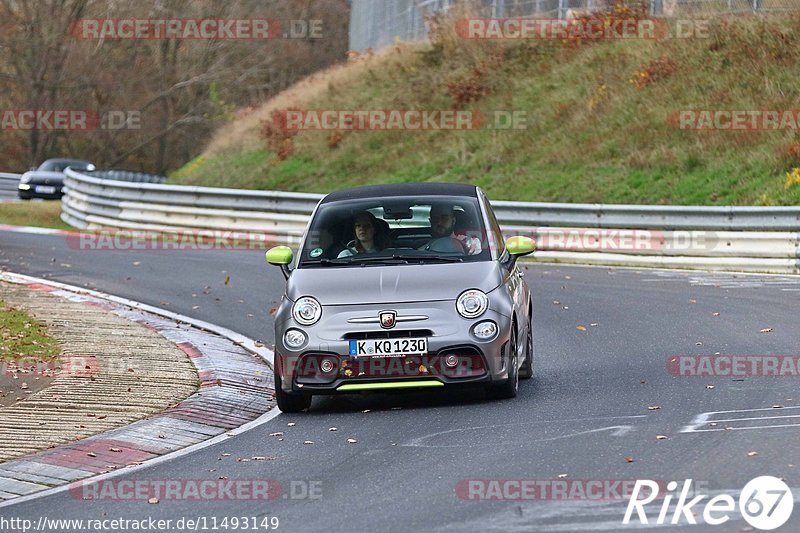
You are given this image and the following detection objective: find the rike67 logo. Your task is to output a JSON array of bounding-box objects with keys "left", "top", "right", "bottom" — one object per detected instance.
[{"left": 623, "top": 477, "right": 793, "bottom": 530}]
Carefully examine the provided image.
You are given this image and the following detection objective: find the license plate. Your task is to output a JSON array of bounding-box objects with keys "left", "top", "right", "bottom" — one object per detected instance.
[
  {"left": 349, "top": 337, "right": 428, "bottom": 357},
  {"left": 35, "top": 185, "right": 56, "bottom": 194}
]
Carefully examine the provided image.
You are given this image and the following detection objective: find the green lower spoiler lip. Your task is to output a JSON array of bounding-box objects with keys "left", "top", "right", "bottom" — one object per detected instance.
[{"left": 336, "top": 380, "right": 444, "bottom": 392}]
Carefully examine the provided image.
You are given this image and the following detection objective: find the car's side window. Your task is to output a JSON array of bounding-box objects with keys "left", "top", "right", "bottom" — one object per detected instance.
[{"left": 482, "top": 195, "right": 505, "bottom": 258}]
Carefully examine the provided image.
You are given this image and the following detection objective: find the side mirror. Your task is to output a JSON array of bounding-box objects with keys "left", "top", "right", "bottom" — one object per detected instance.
[
  {"left": 266, "top": 246, "right": 293, "bottom": 280},
  {"left": 504, "top": 236, "right": 535, "bottom": 267},
  {"left": 506, "top": 236, "right": 535, "bottom": 256}
]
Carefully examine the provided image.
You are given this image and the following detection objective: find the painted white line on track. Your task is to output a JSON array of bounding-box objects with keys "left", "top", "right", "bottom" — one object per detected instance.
[
  {"left": 681, "top": 406, "right": 800, "bottom": 433},
  {"left": 403, "top": 415, "right": 646, "bottom": 448}
]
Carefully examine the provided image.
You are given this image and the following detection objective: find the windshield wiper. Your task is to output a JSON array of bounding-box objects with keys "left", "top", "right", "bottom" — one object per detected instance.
[
  {"left": 356, "top": 254, "right": 463, "bottom": 264},
  {"left": 300, "top": 258, "right": 354, "bottom": 266}
]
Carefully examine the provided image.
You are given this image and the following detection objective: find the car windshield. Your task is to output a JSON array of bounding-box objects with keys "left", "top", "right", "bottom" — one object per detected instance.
[
  {"left": 298, "top": 195, "right": 490, "bottom": 267},
  {"left": 38, "top": 160, "right": 90, "bottom": 172}
]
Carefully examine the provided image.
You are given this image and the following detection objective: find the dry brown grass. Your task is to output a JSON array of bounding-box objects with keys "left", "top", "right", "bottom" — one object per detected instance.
[{"left": 204, "top": 47, "right": 403, "bottom": 156}]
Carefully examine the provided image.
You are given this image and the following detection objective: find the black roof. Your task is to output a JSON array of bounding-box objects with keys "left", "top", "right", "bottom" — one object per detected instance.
[{"left": 321, "top": 183, "right": 478, "bottom": 203}]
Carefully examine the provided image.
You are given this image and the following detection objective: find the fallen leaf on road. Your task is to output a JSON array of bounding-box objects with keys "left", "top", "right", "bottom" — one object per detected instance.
[
  {"left": 224, "top": 275, "right": 230, "bottom": 285},
  {"left": 759, "top": 328, "right": 773, "bottom": 333},
  {"left": 269, "top": 307, "right": 277, "bottom": 316},
  {"left": 576, "top": 325, "right": 587, "bottom": 331},
  {"left": 347, "top": 438, "right": 357, "bottom": 444},
  {"left": 148, "top": 497, "right": 159, "bottom": 504},
  {"left": 553, "top": 300, "right": 560, "bottom": 305},
  {"left": 254, "top": 340, "right": 264, "bottom": 347},
  {"left": 557, "top": 473, "right": 568, "bottom": 479},
  {"left": 132, "top": 261, "right": 141, "bottom": 266},
  {"left": 656, "top": 435, "right": 668, "bottom": 440},
  {"left": 773, "top": 405, "right": 783, "bottom": 409},
  {"left": 362, "top": 409, "right": 371, "bottom": 413},
  {"left": 304, "top": 441, "right": 314, "bottom": 445},
  {"left": 87, "top": 452, "right": 97, "bottom": 457},
  {"left": 287, "top": 422, "right": 296, "bottom": 427},
  {"left": 269, "top": 432, "right": 284, "bottom": 437},
  {"left": 590, "top": 323, "right": 598, "bottom": 327},
  {"left": 748, "top": 451, "right": 758, "bottom": 457},
  {"left": 329, "top": 427, "right": 338, "bottom": 431},
  {"left": 647, "top": 405, "right": 661, "bottom": 410},
  {"left": 109, "top": 447, "right": 122, "bottom": 452},
  {"left": 625, "top": 457, "right": 634, "bottom": 463},
  {"left": 706, "top": 385, "right": 715, "bottom": 389},
  {"left": 252, "top": 456, "right": 273, "bottom": 461},
  {"left": 712, "top": 312, "right": 720, "bottom": 316}
]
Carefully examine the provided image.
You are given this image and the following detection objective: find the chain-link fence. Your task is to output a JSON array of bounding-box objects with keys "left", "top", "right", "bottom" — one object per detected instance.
[{"left": 349, "top": 0, "right": 799, "bottom": 51}]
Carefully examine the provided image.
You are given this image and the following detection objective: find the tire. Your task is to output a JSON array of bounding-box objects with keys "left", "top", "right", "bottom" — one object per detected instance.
[
  {"left": 488, "top": 321, "right": 519, "bottom": 400},
  {"left": 519, "top": 313, "right": 533, "bottom": 380},
  {"left": 274, "top": 372, "right": 312, "bottom": 413}
]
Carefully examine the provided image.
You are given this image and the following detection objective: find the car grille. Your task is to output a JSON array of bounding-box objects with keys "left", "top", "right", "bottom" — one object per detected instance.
[{"left": 343, "top": 329, "right": 433, "bottom": 340}]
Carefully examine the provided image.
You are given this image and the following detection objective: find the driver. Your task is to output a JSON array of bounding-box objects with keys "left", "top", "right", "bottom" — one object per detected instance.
[{"left": 421, "top": 204, "right": 482, "bottom": 255}]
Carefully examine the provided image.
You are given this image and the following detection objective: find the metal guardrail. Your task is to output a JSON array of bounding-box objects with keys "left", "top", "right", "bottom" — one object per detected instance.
[
  {"left": 0, "top": 173, "right": 22, "bottom": 194},
  {"left": 61, "top": 169, "right": 800, "bottom": 274}
]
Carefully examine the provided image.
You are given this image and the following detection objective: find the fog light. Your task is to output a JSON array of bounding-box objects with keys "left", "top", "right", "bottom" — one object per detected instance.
[
  {"left": 320, "top": 358, "right": 336, "bottom": 373},
  {"left": 472, "top": 321, "right": 498, "bottom": 340},
  {"left": 444, "top": 354, "right": 459, "bottom": 368},
  {"left": 284, "top": 329, "right": 307, "bottom": 349}
]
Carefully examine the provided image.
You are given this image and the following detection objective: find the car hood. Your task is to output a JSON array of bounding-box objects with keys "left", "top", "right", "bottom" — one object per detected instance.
[
  {"left": 22, "top": 171, "right": 64, "bottom": 183},
  {"left": 287, "top": 261, "right": 505, "bottom": 305}
]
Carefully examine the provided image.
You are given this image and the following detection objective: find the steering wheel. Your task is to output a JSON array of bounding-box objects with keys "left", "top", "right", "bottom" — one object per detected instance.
[{"left": 427, "top": 236, "right": 466, "bottom": 254}]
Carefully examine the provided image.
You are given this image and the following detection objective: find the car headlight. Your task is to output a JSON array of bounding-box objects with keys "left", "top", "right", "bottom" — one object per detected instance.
[
  {"left": 284, "top": 329, "right": 307, "bottom": 349},
  {"left": 456, "top": 289, "right": 488, "bottom": 319},
  {"left": 472, "top": 321, "right": 498, "bottom": 340},
  {"left": 292, "top": 296, "right": 322, "bottom": 326}
]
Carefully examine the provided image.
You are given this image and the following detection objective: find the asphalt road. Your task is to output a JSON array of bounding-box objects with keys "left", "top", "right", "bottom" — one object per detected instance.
[{"left": 1, "top": 229, "right": 800, "bottom": 532}]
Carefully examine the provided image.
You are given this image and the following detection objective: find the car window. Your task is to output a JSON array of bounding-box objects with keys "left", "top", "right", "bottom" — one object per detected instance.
[
  {"left": 482, "top": 193, "right": 505, "bottom": 257},
  {"left": 298, "top": 196, "right": 490, "bottom": 267}
]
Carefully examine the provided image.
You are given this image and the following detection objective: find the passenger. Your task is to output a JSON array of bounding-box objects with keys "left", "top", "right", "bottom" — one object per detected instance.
[
  {"left": 337, "top": 211, "right": 391, "bottom": 258},
  {"left": 422, "top": 204, "right": 482, "bottom": 255}
]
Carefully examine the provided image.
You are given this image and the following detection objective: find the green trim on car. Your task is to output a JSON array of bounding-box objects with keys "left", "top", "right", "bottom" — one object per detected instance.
[{"left": 336, "top": 380, "right": 444, "bottom": 392}]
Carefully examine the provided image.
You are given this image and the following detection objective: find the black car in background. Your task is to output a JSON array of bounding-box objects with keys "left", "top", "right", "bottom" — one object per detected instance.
[{"left": 18, "top": 158, "right": 95, "bottom": 200}]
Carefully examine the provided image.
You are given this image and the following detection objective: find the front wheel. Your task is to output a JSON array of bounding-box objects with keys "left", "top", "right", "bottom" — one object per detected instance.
[
  {"left": 274, "top": 372, "right": 312, "bottom": 413},
  {"left": 488, "top": 323, "right": 519, "bottom": 400},
  {"left": 519, "top": 321, "right": 533, "bottom": 379}
]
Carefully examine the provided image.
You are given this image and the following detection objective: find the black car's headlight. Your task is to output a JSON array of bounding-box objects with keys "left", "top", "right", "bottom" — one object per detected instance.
[
  {"left": 292, "top": 296, "right": 322, "bottom": 326},
  {"left": 456, "top": 289, "right": 488, "bottom": 319}
]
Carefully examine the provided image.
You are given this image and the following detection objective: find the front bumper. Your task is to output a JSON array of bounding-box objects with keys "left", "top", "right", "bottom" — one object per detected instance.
[{"left": 274, "top": 300, "right": 514, "bottom": 394}]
